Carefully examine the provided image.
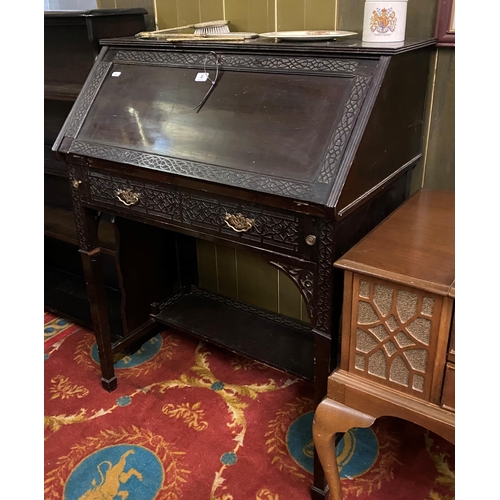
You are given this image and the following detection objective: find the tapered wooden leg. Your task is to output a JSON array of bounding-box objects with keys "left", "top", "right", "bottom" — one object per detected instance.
[
  {"left": 80, "top": 246, "right": 116, "bottom": 391},
  {"left": 313, "top": 398, "right": 375, "bottom": 500},
  {"left": 69, "top": 167, "right": 117, "bottom": 391}
]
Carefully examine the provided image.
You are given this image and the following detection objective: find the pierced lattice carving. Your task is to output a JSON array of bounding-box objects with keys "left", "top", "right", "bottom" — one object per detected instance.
[
  {"left": 87, "top": 172, "right": 301, "bottom": 253},
  {"left": 70, "top": 141, "right": 313, "bottom": 200},
  {"left": 352, "top": 277, "right": 439, "bottom": 398},
  {"left": 114, "top": 50, "right": 359, "bottom": 75},
  {"left": 315, "top": 221, "right": 335, "bottom": 334},
  {"left": 65, "top": 62, "right": 111, "bottom": 138},
  {"left": 318, "top": 76, "right": 371, "bottom": 184},
  {"left": 68, "top": 165, "right": 90, "bottom": 250},
  {"left": 64, "top": 58, "right": 372, "bottom": 201},
  {"left": 192, "top": 287, "right": 311, "bottom": 333}
]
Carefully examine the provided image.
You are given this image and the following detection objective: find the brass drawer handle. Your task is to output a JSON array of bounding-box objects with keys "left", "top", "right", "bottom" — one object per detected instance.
[
  {"left": 224, "top": 212, "right": 255, "bottom": 232},
  {"left": 116, "top": 189, "right": 140, "bottom": 206}
]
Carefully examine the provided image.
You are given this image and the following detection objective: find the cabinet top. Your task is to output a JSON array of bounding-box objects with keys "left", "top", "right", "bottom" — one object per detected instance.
[
  {"left": 100, "top": 36, "right": 436, "bottom": 56},
  {"left": 335, "top": 189, "right": 455, "bottom": 297},
  {"left": 44, "top": 8, "right": 147, "bottom": 18}
]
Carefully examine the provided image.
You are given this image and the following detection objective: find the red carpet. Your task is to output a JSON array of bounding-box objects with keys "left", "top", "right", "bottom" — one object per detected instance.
[
  {"left": 44, "top": 317, "right": 455, "bottom": 499},
  {"left": 44, "top": 312, "right": 81, "bottom": 350}
]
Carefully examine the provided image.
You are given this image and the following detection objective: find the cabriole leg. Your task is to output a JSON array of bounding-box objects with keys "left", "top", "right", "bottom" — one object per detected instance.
[{"left": 313, "top": 398, "right": 375, "bottom": 500}]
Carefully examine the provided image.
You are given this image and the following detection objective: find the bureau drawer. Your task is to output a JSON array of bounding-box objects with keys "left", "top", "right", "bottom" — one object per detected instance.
[
  {"left": 83, "top": 170, "right": 308, "bottom": 257},
  {"left": 441, "top": 363, "right": 455, "bottom": 412}
]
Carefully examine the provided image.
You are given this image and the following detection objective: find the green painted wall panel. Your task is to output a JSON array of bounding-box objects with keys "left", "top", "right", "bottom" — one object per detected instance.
[
  {"left": 200, "top": 0, "right": 224, "bottom": 24},
  {"left": 304, "top": 0, "right": 336, "bottom": 30},
  {"left": 277, "top": 0, "right": 305, "bottom": 30},
  {"left": 216, "top": 245, "right": 238, "bottom": 299},
  {"left": 97, "top": 0, "right": 155, "bottom": 29},
  {"left": 410, "top": 48, "right": 438, "bottom": 195},
  {"left": 405, "top": 0, "right": 438, "bottom": 38},
  {"left": 97, "top": 0, "right": 115, "bottom": 8},
  {"left": 176, "top": 0, "right": 201, "bottom": 26},
  {"left": 196, "top": 239, "right": 218, "bottom": 293},
  {"left": 337, "top": 0, "right": 363, "bottom": 32},
  {"left": 278, "top": 270, "right": 311, "bottom": 323},
  {"left": 156, "top": 0, "right": 178, "bottom": 28},
  {"left": 225, "top": 0, "right": 275, "bottom": 33},
  {"left": 423, "top": 48, "right": 455, "bottom": 191},
  {"left": 236, "top": 250, "right": 279, "bottom": 313}
]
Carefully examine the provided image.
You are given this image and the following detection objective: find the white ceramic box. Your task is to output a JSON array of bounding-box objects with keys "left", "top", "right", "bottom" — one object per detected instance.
[{"left": 362, "top": 0, "right": 408, "bottom": 42}]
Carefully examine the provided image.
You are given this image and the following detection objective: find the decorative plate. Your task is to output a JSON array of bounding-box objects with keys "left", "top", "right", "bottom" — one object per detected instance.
[{"left": 258, "top": 30, "right": 357, "bottom": 41}]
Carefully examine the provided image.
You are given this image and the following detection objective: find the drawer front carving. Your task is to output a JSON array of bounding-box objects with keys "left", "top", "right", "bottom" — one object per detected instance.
[
  {"left": 85, "top": 171, "right": 303, "bottom": 254},
  {"left": 348, "top": 275, "right": 444, "bottom": 401}
]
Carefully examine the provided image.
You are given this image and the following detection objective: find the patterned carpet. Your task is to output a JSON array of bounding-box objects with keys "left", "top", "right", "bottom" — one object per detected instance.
[{"left": 44, "top": 312, "right": 455, "bottom": 499}]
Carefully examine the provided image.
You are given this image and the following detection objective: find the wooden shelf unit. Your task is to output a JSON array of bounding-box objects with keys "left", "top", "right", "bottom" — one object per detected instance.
[{"left": 44, "top": 8, "right": 147, "bottom": 327}]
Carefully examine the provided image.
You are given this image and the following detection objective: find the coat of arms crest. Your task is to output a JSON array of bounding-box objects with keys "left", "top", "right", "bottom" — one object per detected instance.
[{"left": 370, "top": 7, "right": 398, "bottom": 34}]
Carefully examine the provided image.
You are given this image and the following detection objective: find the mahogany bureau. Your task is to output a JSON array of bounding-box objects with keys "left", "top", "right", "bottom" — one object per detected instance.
[
  {"left": 53, "top": 36, "right": 436, "bottom": 499},
  {"left": 313, "top": 188, "right": 455, "bottom": 499}
]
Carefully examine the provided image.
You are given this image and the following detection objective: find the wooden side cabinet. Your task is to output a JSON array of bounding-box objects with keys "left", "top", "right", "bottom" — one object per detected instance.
[{"left": 313, "top": 189, "right": 455, "bottom": 500}]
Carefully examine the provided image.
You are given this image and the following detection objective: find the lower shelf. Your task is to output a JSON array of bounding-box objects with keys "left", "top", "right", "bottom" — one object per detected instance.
[{"left": 152, "top": 287, "right": 314, "bottom": 380}]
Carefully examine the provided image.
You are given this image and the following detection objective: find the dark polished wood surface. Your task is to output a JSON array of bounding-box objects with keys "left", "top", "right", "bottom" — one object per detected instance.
[
  {"left": 78, "top": 67, "right": 351, "bottom": 183},
  {"left": 101, "top": 35, "right": 436, "bottom": 55},
  {"left": 53, "top": 36, "right": 435, "bottom": 500}
]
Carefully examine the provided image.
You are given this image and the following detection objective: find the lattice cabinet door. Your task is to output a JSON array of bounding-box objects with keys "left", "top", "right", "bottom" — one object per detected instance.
[{"left": 345, "top": 273, "right": 453, "bottom": 404}]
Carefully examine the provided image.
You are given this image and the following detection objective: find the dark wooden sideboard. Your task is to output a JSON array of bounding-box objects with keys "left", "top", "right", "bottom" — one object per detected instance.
[
  {"left": 53, "top": 35, "right": 435, "bottom": 499},
  {"left": 313, "top": 188, "right": 455, "bottom": 499},
  {"left": 44, "top": 9, "right": 147, "bottom": 328}
]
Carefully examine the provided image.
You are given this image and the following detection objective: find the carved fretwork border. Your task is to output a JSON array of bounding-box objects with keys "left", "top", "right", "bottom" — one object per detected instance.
[
  {"left": 318, "top": 76, "right": 371, "bottom": 184},
  {"left": 71, "top": 141, "right": 314, "bottom": 199},
  {"left": 114, "top": 50, "right": 360, "bottom": 76},
  {"left": 86, "top": 170, "right": 301, "bottom": 252},
  {"left": 315, "top": 221, "right": 335, "bottom": 335},
  {"left": 65, "top": 62, "right": 111, "bottom": 139},
  {"left": 191, "top": 286, "right": 312, "bottom": 334},
  {"left": 67, "top": 165, "right": 90, "bottom": 251},
  {"left": 153, "top": 289, "right": 189, "bottom": 313},
  {"left": 64, "top": 49, "right": 372, "bottom": 201}
]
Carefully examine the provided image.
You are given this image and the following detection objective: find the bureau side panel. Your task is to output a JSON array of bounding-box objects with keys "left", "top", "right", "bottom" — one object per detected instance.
[{"left": 336, "top": 48, "right": 432, "bottom": 216}]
